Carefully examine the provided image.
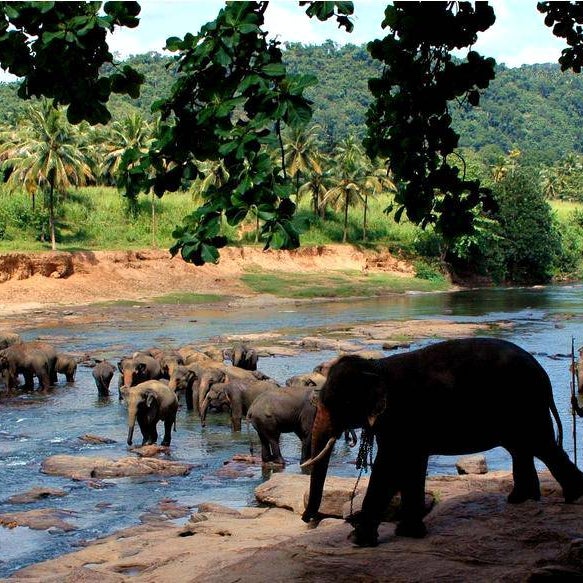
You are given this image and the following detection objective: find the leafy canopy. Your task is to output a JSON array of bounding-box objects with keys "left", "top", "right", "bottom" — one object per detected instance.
[{"left": 0, "top": 1, "right": 582, "bottom": 263}]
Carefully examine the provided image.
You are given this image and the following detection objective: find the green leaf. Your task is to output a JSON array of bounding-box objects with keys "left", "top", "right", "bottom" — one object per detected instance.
[{"left": 262, "top": 63, "right": 286, "bottom": 77}]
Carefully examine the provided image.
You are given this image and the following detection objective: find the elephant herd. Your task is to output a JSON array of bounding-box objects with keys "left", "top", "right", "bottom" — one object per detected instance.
[{"left": 0, "top": 332, "right": 337, "bottom": 466}]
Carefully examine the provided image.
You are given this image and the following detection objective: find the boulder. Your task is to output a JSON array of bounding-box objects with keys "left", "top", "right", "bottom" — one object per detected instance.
[
  {"left": 255, "top": 472, "right": 368, "bottom": 516},
  {"left": 41, "top": 454, "right": 193, "bottom": 479},
  {"left": 196, "top": 503, "right": 242, "bottom": 517},
  {"left": 456, "top": 454, "right": 488, "bottom": 475}
]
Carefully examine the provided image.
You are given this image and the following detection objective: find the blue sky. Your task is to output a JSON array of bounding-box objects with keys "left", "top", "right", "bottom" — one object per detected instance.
[{"left": 107, "top": 1, "right": 566, "bottom": 68}]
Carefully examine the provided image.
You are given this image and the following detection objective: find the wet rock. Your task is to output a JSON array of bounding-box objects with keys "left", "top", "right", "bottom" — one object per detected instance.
[
  {"left": 131, "top": 444, "right": 170, "bottom": 457},
  {"left": 140, "top": 498, "right": 191, "bottom": 523},
  {"left": 41, "top": 454, "right": 193, "bottom": 479},
  {"left": 78, "top": 434, "right": 117, "bottom": 445},
  {"left": 6, "top": 487, "right": 68, "bottom": 504},
  {"left": 0, "top": 508, "right": 77, "bottom": 531},
  {"left": 456, "top": 454, "right": 488, "bottom": 475}
]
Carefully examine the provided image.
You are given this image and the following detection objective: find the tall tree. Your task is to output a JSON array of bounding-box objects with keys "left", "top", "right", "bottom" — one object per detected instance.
[
  {"left": 0, "top": 100, "right": 93, "bottom": 249},
  {"left": 283, "top": 124, "right": 323, "bottom": 202}
]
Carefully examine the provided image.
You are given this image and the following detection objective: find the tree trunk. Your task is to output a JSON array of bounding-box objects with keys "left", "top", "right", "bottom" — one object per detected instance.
[
  {"left": 343, "top": 194, "right": 349, "bottom": 243},
  {"left": 363, "top": 192, "right": 368, "bottom": 242},
  {"left": 49, "top": 181, "right": 56, "bottom": 251}
]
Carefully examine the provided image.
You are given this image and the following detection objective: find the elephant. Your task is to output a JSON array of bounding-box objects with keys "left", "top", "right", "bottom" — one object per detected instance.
[
  {"left": 56, "top": 353, "right": 77, "bottom": 382},
  {"left": 285, "top": 372, "right": 326, "bottom": 388},
  {"left": 0, "top": 342, "right": 52, "bottom": 390},
  {"left": 137, "top": 347, "right": 184, "bottom": 379},
  {"left": 92, "top": 360, "right": 116, "bottom": 397},
  {"left": 201, "top": 379, "right": 280, "bottom": 431},
  {"left": 168, "top": 364, "right": 198, "bottom": 409},
  {"left": 126, "top": 380, "right": 179, "bottom": 447},
  {"left": 301, "top": 337, "right": 583, "bottom": 548},
  {"left": 228, "top": 344, "right": 258, "bottom": 371},
  {"left": 247, "top": 385, "right": 317, "bottom": 465},
  {"left": 0, "top": 330, "right": 21, "bottom": 350},
  {"left": 117, "top": 353, "right": 162, "bottom": 399},
  {"left": 25, "top": 341, "right": 58, "bottom": 384}
]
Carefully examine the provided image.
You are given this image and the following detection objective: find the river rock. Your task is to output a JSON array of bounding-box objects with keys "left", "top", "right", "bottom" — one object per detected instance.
[
  {"left": 78, "top": 434, "right": 117, "bottom": 445},
  {"left": 343, "top": 492, "right": 436, "bottom": 522},
  {"left": 131, "top": 444, "right": 170, "bottom": 457},
  {"left": 255, "top": 472, "right": 369, "bottom": 516},
  {"left": 0, "top": 508, "right": 77, "bottom": 531},
  {"left": 196, "top": 503, "right": 242, "bottom": 517},
  {"left": 456, "top": 454, "right": 488, "bottom": 475},
  {"left": 41, "top": 454, "right": 193, "bottom": 479},
  {"left": 6, "top": 486, "right": 68, "bottom": 504}
]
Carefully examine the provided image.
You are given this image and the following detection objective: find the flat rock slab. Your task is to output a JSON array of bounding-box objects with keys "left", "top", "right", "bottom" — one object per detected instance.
[
  {"left": 5, "top": 486, "right": 68, "bottom": 505},
  {"left": 41, "top": 454, "right": 193, "bottom": 479},
  {"left": 0, "top": 508, "right": 77, "bottom": 531}
]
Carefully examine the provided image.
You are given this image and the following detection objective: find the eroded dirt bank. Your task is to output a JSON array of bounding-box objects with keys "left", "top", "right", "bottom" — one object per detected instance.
[{"left": 0, "top": 245, "right": 415, "bottom": 319}]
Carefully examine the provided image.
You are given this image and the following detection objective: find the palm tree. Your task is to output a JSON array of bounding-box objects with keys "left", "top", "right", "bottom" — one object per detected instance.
[
  {"left": 101, "top": 113, "right": 152, "bottom": 185},
  {"left": 0, "top": 100, "right": 93, "bottom": 250},
  {"left": 283, "top": 124, "right": 323, "bottom": 204},
  {"left": 323, "top": 136, "right": 368, "bottom": 243}
]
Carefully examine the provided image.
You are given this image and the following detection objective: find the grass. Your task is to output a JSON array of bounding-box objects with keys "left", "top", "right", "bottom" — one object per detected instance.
[
  {"left": 149, "top": 292, "right": 225, "bottom": 305},
  {"left": 241, "top": 269, "right": 450, "bottom": 299}
]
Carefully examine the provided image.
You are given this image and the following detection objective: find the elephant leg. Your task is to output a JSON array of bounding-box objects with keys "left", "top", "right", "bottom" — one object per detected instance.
[
  {"left": 137, "top": 415, "right": 155, "bottom": 446},
  {"left": 300, "top": 436, "right": 311, "bottom": 465},
  {"left": 507, "top": 447, "right": 540, "bottom": 503},
  {"left": 23, "top": 370, "right": 35, "bottom": 390},
  {"left": 185, "top": 385, "right": 194, "bottom": 411},
  {"left": 536, "top": 443, "right": 583, "bottom": 503},
  {"left": 395, "top": 453, "right": 429, "bottom": 538},
  {"left": 161, "top": 418, "right": 173, "bottom": 446},
  {"left": 257, "top": 432, "right": 274, "bottom": 463},
  {"left": 268, "top": 433, "right": 284, "bottom": 465},
  {"left": 349, "top": 444, "right": 400, "bottom": 547}
]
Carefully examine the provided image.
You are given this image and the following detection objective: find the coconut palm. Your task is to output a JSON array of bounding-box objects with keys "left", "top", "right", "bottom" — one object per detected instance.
[
  {"left": 0, "top": 100, "right": 93, "bottom": 250},
  {"left": 283, "top": 124, "right": 323, "bottom": 203},
  {"left": 361, "top": 161, "right": 395, "bottom": 242},
  {"left": 323, "top": 136, "right": 368, "bottom": 243}
]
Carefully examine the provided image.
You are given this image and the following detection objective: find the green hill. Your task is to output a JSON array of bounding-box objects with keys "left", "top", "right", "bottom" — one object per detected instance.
[{"left": 1, "top": 44, "right": 583, "bottom": 164}]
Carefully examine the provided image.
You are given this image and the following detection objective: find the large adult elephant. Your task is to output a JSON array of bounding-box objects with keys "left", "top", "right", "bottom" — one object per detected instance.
[
  {"left": 301, "top": 338, "right": 583, "bottom": 547},
  {"left": 126, "top": 380, "right": 179, "bottom": 447},
  {"left": 0, "top": 343, "right": 52, "bottom": 390},
  {"left": 247, "top": 385, "right": 317, "bottom": 465},
  {"left": 201, "top": 379, "right": 280, "bottom": 431},
  {"left": 117, "top": 353, "right": 162, "bottom": 399}
]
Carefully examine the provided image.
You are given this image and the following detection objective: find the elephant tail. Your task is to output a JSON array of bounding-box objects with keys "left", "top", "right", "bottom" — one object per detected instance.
[
  {"left": 246, "top": 416, "right": 255, "bottom": 457},
  {"left": 549, "top": 391, "right": 564, "bottom": 448}
]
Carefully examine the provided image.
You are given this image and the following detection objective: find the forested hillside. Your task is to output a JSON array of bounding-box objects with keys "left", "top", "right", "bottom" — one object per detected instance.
[{"left": 1, "top": 42, "right": 582, "bottom": 165}]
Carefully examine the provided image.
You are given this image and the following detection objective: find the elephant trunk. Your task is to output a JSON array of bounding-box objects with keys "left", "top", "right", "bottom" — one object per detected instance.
[
  {"left": 200, "top": 395, "right": 210, "bottom": 427},
  {"left": 301, "top": 404, "right": 338, "bottom": 523},
  {"left": 127, "top": 401, "right": 137, "bottom": 446}
]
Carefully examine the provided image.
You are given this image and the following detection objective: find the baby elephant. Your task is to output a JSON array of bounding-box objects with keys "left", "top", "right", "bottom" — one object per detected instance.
[
  {"left": 56, "top": 353, "right": 78, "bottom": 383},
  {"left": 126, "top": 380, "right": 178, "bottom": 447},
  {"left": 92, "top": 360, "right": 116, "bottom": 397}
]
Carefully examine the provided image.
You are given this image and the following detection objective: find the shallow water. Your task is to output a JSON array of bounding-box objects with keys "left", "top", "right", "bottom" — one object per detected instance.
[{"left": 1, "top": 284, "right": 583, "bottom": 576}]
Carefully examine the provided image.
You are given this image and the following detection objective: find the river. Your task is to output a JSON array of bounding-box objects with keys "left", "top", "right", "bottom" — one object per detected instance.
[{"left": 1, "top": 284, "right": 583, "bottom": 576}]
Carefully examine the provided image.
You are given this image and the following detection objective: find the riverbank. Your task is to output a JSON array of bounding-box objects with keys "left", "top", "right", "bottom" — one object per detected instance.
[
  {"left": 0, "top": 245, "right": 434, "bottom": 325},
  {"left": 7, "top": 471, "right": 583, "bottom": 582}
]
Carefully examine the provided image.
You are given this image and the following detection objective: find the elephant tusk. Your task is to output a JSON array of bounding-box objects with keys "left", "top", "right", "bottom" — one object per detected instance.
[{"left": 300, "top": 437, "right": 337, "bottom": 469}]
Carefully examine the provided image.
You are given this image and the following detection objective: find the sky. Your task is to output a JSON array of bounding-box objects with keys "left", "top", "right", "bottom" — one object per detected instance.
[{"left": 106, "top": 0, "right": 566, "bottom": 68}]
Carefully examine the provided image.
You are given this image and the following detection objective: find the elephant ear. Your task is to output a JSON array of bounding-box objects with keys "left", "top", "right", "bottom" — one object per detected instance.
[
  {"left": 362, "top": 368, "right": 386, "bottom": 428},
  {"left": 137, "top": 362, "right": 147, "bottom": 375}
]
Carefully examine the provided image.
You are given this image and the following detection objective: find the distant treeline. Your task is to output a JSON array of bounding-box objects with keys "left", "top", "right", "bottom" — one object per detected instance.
[{"left": 0, "top": 42, "right": 582, "bottom": 166}]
